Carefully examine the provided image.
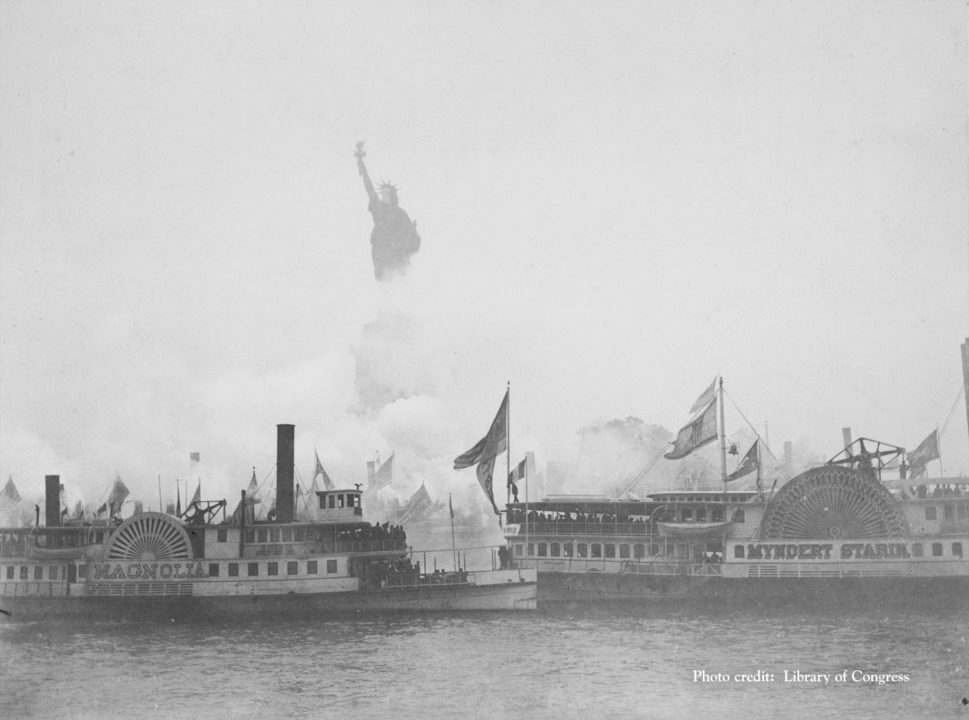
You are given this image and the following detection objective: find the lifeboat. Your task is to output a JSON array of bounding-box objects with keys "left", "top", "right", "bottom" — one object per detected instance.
[{"left": 656, "top": 520, "right": 732, "bottom": 538}]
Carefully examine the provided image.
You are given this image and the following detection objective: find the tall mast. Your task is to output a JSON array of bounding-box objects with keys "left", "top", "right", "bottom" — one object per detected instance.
[
  {"left": 506, "top": 381, "right": 511, "bottom": 518},
  {"left": 719, "top": 377, "right": 727, "bottom": 492},
  {"left": 961, "top": 339, "right": 969, "bottom": 454},
  {"left": 755, "top": 441, "right": 763, "bottom": 499},
  {"left": 449, "top": 493, "right": 457, "bottom": 571}
]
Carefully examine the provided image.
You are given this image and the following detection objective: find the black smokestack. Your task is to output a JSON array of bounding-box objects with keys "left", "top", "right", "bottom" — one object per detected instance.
[
  {"left": 276, "top": 424, "right": 295, "bottom": 523},
  {"left": 45, "top": 475, "right": 61, "bottom": 527},
  {"left": 842, "top": 427, "right": 853, "bottom": 451}
]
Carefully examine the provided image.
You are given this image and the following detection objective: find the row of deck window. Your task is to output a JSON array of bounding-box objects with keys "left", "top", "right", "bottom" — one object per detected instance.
[
  {"left": 511, "top": 541, "right": 969, "bottom": 561},
  {"left": 215, "top": 559, "right": 339, "bottom": 577},
  {"left": 924, "top": 505, "right": 969, "bottom": 521},
  {"left": 318, "top": 493, "right": 361, "bottom": 510},
  {"left": 513, "top": 542, "right": 662, "bottom": 559},
  {"left": 508, "top": 509, "right": 747, "bottom": 525},
  {"left": 3, "top": 565, "right": 61, "bottom": 580},
  {"left": 0, "top": 559, "right": 341, "bottom": 582},
  {"left": 214, "top": 527, "right": 310, "bottom": 543}
]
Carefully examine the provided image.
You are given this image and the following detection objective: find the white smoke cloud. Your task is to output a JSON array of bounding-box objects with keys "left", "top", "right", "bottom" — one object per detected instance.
[{"left": 2, "top": 3, "right": 966, "bottom": 524}]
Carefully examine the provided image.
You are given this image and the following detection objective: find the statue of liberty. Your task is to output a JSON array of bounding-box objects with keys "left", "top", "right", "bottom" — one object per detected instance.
[{"left": 354, "top": 142, "right": 421, "bottom": 280}]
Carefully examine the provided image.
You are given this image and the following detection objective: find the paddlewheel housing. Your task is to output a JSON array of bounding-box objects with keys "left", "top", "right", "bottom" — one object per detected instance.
[
  {"left": 760, "top": 466, "right": 910, "bottom": 540},
  {"left": 105, "top": 512, "right": 194, "bottom": 561}
]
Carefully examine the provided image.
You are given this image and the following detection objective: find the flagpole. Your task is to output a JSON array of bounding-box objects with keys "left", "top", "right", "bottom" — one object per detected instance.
[
  {"left": 524, "top": 458, "right": 529, "bottom": 572},
  {"left": 449, "top": 493, "right": 457, "bottom": 572},
  {"left": 390, "top": 453, "right": 397, "bottom": 526},
  {"left": 718, "top": 377, "right": 728, "bottom": 494},
  {"left": 506, "top": 382, "right": 511, "bottom": 523},
  {"left": 937, "top": 424, "right": 945, "bottom": 478},
  {"left": 961, "top": 339, "right": 969, "bottom": 457},
  {"left": 755, "top": 442, "right": 763, "bottom": 499}
]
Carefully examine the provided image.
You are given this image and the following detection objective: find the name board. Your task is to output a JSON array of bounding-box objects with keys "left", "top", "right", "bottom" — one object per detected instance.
[
  {"left": 91, "top": 562, "right": 208, "bottom": 581},
  {"left": 504, "top": 524, "right": 521, "bottom": 536},
  {"left": 740, "top": 542, "right": 912, "bottom": 561}
]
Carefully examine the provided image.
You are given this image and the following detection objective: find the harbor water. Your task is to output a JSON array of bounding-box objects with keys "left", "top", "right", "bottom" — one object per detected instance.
[{"left": 2, "top": 603, "right": 967, "bottom": 720}]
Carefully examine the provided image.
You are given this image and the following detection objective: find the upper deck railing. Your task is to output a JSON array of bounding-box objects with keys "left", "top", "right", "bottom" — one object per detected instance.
[{"left": 509, "top": 520, "right": 654, "bottom": 537}]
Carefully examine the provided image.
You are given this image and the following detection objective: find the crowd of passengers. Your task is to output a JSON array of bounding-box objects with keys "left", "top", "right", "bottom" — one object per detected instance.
[
  {"left": 331, "top": 522, "right": 406, "bottom": 547},
  {"left": 908, "top": 484, "right": 969, "bottom": 499},
  {"left": 0, "top": 532, "right": 28, "bottom": 557},
  {"left": 365, "top": 556, "right": 468, "bottom": 588},
  {"left": 506, "top": 509, "right": 647, "bottom": 525},
  {"left": 0, "top": 527, "right": 101, "bottom": 556}
]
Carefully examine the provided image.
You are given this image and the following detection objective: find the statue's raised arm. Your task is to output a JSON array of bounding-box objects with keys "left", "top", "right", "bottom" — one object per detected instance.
[{"left": 355, "top": 141, "right": 378, "bottom": 204}]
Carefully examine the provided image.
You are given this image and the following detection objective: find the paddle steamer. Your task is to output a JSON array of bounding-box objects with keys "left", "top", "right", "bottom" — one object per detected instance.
[
  {"left": 0, "top": 425, "right": 536, "bottom": 621},
  {"left": 503, "top": 341, "right": 969, "bottom": 607},
  {"left": 504, "top": 465, "right": 969, "bottom": 605}
]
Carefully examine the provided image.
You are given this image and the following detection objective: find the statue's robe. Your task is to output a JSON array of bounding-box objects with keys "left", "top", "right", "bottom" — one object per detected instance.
[{"left": 368, "top": 198, "right": 421, "bottom": 280}]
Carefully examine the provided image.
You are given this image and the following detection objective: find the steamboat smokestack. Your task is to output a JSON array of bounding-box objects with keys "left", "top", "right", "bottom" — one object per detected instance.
[
  {"left": 276, "top": 424, "right": 295, "bottom": 523},
  {"left": 45, "top": 475, "right": 61, "bottom": 527}
]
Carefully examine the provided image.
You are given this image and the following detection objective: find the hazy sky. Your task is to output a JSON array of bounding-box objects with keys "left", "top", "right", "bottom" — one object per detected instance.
[{"left": 1, "top": 1, "right": 967, "bottom": 509}]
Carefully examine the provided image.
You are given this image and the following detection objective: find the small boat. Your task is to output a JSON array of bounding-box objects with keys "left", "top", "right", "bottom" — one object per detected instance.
[
  {"left": 655, "top": 520, "right": 732, "bottom": 537},
  {"left": 26, "top": 543, "right": 105, "bottom": 560}
]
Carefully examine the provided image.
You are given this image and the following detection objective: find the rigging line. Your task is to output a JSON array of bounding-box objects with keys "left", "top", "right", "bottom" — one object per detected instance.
[
  {"left": 939, "top": 383, "right": 965, "bottom": 436},
  {"left": 250, "top": 466, "right": 276, "bottom": 515},
  {"left": 723, "top": 388, "right": 785, "bottom": 471},
  {"left": 294, "top": 466, "right": 321, "bottom": 517},
  {"left": 616, "top": 442, "right": 672, "bottom": 499}
]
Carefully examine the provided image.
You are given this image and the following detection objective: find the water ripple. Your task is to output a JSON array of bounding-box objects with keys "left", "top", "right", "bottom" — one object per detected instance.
[{"left": 1, "top": 607, "right": 966, "bottom": 719}]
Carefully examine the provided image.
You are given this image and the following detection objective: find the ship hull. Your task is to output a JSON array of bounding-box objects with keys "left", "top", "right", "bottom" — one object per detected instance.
[
  {"left": 0, "top": 579, "right": 536, "bottom": 622},
  {"left": 535, "top": 572, "right": 969, "bottom": 610}
]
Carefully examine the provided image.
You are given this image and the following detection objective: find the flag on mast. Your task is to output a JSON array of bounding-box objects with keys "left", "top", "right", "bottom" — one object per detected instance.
[
  {"left": 108, "top": 476, "right": 130, "bottom": 509},
  {"left": 0, "top": 477, "right": 21, "bottom": 506},
  {"left": 246, "top": 468, "right": 260, "bottom": 502},
  {"left": 690, "top": 377, "right": 718, "bottom": 414},
  {"left": 508, "top": 457, "right": 526, "bottom": 500},
  {"left": 453, "top": 390, "right": 509, "bottom": 515},
  {"left": 665, "top": 398, "right": 718, "bottom": 460},
  {"left": 398, "top": 484, "right": 434, "bottom": 525},
  {"left": 908, "top": 429, "right": 940, "bottom": 478},
  {"left": 189, "top": 481, "right": 201, "bottom": 506},
  {"left": 229, "top": 469, "right": 261, "bottom": 523},
  {"left": 726, "top": 440, "right": 759, "bottom": 482},
  {"left": 314, "top": 449, "right": 337, "bottom": 491},
  {"left": 371, "top": 453, "right": 394, "bottom": 490}
]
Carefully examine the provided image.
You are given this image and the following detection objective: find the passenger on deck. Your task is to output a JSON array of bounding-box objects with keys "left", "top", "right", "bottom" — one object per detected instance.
[{"left": 498, "top": 546, "right": 511, "bottom": 569}]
